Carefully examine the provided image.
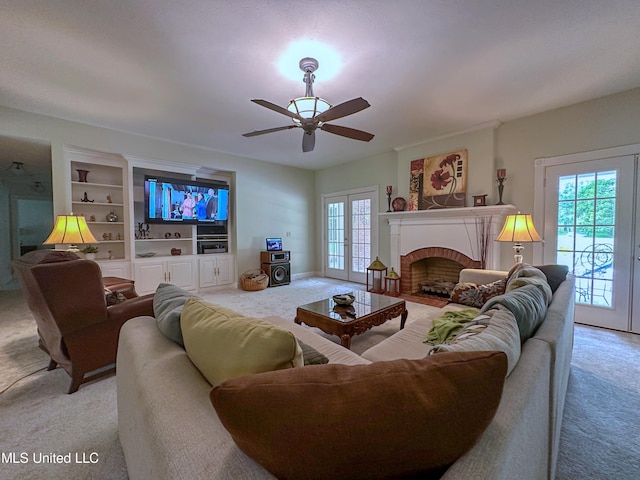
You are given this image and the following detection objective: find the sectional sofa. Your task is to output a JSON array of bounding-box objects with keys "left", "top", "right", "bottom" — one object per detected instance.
[{"left": 116, "top": 266, "right": 575, "bottom": 479}]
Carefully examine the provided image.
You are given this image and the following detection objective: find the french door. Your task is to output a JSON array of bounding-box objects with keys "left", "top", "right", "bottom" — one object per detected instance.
[
  {"left": 324, "top": 188, "right": 378, "bottom": 284},
  {"left": 539, "top": 148, "right": 638, "bottom": 332}
]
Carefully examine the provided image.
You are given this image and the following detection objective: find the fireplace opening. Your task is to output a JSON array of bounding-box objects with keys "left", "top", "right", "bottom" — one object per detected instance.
[
  {"left": 400, "top": 247, "right": 481, "bottom": 302},
  {"left": 412, "top": 257, "right": 463, "bottom": 297}
]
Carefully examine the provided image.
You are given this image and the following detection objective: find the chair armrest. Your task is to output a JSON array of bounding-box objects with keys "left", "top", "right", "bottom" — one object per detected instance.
[
  {"left": 103, "top": 277, "right": 138, "bottom": 299},
  {"left": 107, "top": 294, "right": 155, "bottom": 322}
]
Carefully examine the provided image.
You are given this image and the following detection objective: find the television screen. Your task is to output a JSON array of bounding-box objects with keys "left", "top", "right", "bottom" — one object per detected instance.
[
  {"left": 144, "top": 176, "right": 229, "bottom": 226},
  {"left": 266, "top": 238, "right": 282, "bottom": 251}
]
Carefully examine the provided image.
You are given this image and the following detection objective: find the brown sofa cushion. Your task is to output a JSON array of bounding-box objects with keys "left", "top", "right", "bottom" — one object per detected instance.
[{"left": 210, "top": 350, "right": 507, "bottom": 480}]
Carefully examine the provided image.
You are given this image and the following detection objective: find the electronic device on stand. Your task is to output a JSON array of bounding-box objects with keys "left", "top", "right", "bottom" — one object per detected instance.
[{"left": 261, "top": 237, "right": 290, "bottom": 287}]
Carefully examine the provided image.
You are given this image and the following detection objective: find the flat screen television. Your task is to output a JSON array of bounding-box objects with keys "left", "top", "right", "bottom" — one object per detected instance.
[
  {"left": 144, "top": 175, "right": 229, "bottom": 227},
  {"left": 266, "top": 237, "right": 282, "bottom": 251}
]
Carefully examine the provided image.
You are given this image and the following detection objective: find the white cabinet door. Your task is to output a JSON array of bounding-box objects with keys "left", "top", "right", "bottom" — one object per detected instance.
[
  {"left": 134, "top": 261, "right": 166, "bottom": 294},
  {"left": 215, "top": 255, "right": 234, "bottom": 286},
  {"left": 97, "top": 261, "right": 131, "bottom": 279},
  {"left": 134, "top": 257, "right": 197, "bottom": 294},
  {"left": 198, "top": 254, "right": 235, "bottom": 288},
  {"left": 198, "top": 257, "right": 217, "bottom": 287},
  {"left": 167, "top": 257, "right": 197, "bottom": 290}
]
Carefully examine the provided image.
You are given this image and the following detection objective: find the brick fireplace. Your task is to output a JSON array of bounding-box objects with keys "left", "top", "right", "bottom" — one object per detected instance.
[
  {"left": 382, "top": 205, "right": 515, "bottom": 295},
  {"left": 400, "top": 247, "right": 481, "bottom": 295}
]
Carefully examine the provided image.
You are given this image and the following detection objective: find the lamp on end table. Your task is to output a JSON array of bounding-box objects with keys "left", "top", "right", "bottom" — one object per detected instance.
[
  {"left": 43, "top": 213, "right": 98, "bottom": 252},
  {"left": 496, "top": 212, "right": 542, "bottom": 264}
]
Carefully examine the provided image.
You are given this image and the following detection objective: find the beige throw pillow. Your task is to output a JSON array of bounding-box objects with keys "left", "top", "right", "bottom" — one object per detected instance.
[
  {"left": 181, "top": 298, "right": 303, "bottom": 386},
  {"left": 449, "top": 278, "right": 507, "bottom": 308}
]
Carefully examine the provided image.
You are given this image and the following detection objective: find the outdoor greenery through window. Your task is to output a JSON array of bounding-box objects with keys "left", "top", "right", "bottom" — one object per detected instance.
[{"left": 557, "top": 170, "right": 615, "bottom": 307}]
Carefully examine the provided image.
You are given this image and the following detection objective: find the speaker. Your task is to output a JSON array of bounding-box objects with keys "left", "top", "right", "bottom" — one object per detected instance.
[
  {"left": 261, "top": 250, "right": 290, "bottom": 264},
  {"left": 262, "top": 262, "right": 290, "bottom": 287}
]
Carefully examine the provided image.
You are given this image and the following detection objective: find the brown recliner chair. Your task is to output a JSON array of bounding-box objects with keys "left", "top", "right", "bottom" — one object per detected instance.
[{"left": 12, "top": 250, "right": 155, "bottom": 393}]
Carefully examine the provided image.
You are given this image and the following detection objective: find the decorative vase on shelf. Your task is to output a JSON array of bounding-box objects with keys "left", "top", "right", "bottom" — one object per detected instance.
[
  {"left": 106, "top": 211, "right": 118, "bottom": 222},
  {"left": 76, "top": 169, "right": 89, "bottom": 183}
]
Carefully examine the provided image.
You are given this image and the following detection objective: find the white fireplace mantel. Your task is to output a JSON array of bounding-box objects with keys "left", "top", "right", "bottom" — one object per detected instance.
[{"left": 380, "top": 205, "right": 517, "bottom": 271}]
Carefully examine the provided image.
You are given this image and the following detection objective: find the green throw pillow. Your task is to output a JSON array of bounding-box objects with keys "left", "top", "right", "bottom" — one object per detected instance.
[{"left": 181, "top": 298, "right": 304, "bottom": 386}]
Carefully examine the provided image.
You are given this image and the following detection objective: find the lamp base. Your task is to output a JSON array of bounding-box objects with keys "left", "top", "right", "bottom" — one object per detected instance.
[{"left": 513, "top": 243, "right": 524, "bottom": 264}]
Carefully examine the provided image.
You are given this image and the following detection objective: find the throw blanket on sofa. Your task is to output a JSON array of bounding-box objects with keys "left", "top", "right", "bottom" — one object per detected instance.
[
  {"left": 424, "top": 308, "right": 479, "bottom": 345},
  {"left": 480, "top": 272, "right": 552, "bottom": 343}
]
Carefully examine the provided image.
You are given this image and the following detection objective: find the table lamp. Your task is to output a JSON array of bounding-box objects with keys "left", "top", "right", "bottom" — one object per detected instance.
[
  {"left": 43, "top": 213, "right": 98, "bottom": 251},
  {"left": 496, "top": 212, "right": 542, "bottom": 264}
]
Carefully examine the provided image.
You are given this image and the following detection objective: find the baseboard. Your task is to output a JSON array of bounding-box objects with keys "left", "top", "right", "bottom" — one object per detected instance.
[{"left": 291, "top": 271, "right": 321, "bottom": 281}]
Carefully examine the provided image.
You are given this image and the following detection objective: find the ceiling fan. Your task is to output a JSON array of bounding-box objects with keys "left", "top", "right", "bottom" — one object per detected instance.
[{"left": 243, "top": 57, "right": 374, "bottom": 152}]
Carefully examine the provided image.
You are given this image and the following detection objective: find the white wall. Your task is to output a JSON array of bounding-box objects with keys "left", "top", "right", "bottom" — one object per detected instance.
[
  {"left": 0, "top": 176, "right": 52, "bottom": 287},
  {"left": 4, "top": 86, "right": 640, "bottom": 279},
  {"left": 317, "top": 87, "right": 640, "bottom": 271},
  {"left": 314, "top": 150, "right": 397, "bottom": 269},
  {"left": 0, "top": 106, "right": 316, "bottom": 277},
  {"left": 496, "top": 87, "right": 640, "bottom": 267}
]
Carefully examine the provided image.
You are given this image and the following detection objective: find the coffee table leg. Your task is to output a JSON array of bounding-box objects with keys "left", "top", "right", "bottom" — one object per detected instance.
[
  {"left": 400, "top": 309, "right": 408, "bottom": 329},
  {"left": 340, "top": 334, "right": 352, "bottom": 349}
]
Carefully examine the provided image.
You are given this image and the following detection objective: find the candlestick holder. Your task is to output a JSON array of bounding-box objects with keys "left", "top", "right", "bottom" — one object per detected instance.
[
  {"left": 386, "top": 186, "right": 393, "bottom": 212},
  {"left": 496, "top": 177, "right": 506, "bottom": 205}
]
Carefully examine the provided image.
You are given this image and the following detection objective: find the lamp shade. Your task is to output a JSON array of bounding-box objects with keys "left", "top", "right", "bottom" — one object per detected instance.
[
  {"left": 496, "top": 213, "right": 542, "bottom": 243},
  {"left": 44, "top": 214, "right": 98, "bottom": 249}
]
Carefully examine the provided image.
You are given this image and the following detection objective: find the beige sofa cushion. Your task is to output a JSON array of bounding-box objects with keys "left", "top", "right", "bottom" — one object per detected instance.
[
  {"left": 211, "top": 351, "right": 507, "bottom": 480},
  {"left": 181, "top": 298, "right": 303, "bottom": 386}
]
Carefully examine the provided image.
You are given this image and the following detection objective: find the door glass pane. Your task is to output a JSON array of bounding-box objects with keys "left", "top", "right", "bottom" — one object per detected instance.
[
  {"left": 351, "top": 199, "right": 371, "bottom": 273},
  {"left": 556, "top": 171, "right": 616, "bottom": 307},
  {"left": 327, "top": 202, "right": 344, "bottom": 270}
]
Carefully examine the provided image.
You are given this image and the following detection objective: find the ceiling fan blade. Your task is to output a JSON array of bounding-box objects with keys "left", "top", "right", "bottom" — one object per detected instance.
[
  {"left": 243, "top": 125, "right": 297, "bottom": 137},
  {"left": 321, "top": 123, "right": 375, "bottom": 142},
  {"left": 302, "top": 130, "right": 316, "bottom": 152},
  {"left": 251, "top": 99, "right": 302, "bottom": 121},
  {"left": 315, "top": 97, "right": 370, "bottom": 123}
]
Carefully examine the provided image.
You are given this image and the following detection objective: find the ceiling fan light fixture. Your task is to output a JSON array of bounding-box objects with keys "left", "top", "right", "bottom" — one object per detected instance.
[
  {"left": 287, "top": 96, "right": 331, "bottom": 124},
  {"left": 8, "top": 161, "right": 29, "bottom": 176},
  {"left": 243, "top": 56, "right": 373, "bottom": 152}
]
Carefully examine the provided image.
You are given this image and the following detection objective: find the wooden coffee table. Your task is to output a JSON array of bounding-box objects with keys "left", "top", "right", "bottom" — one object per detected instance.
[{"left": 295, "top": 291, "right": 408, "bottom": 349}]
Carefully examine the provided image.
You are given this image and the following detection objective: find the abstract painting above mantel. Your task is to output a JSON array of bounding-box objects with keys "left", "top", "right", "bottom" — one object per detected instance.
[{"left": 409, "top": 149, "right": 467, "bottom": 210}]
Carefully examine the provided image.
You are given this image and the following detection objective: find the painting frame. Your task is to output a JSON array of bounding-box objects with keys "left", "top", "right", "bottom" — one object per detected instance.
[{"left": 409, "top": 149, "right": 467, "bottom": 210}]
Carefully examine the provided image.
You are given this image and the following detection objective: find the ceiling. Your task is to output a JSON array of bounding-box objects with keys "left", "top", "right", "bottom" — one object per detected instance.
[{"left": 2, "top": 1, "right": 640, "bottom": 171}]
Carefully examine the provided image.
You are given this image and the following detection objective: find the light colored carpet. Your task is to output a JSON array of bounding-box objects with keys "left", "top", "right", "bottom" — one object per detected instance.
[{"left": 1, "top": 280, "right": 639, "bottom": 479}]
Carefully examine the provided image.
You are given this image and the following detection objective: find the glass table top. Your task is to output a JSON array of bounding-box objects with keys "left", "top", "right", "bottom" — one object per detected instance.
[{"left": 297, "top": 290, "right": 404, "bottom": 323}]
